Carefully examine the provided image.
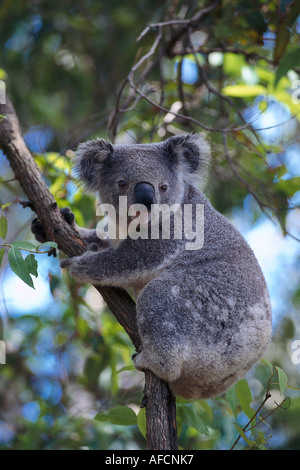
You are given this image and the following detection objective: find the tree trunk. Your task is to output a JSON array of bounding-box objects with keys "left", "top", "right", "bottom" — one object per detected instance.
[{"left": 0, "top": 98, "right": 178, "bottom": 451}]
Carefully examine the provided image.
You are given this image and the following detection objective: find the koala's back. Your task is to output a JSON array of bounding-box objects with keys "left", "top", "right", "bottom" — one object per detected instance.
[{"left": 135, "top": 188, "right": 272, "bottom": 399}]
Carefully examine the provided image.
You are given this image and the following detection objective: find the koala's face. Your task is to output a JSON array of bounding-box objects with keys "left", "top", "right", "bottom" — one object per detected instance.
[
  {"left": 75, "top": 134, "right": 210, "bottom": 214},
  {"left": 98, "top": 144, "right": 183, "bottom": 211}
]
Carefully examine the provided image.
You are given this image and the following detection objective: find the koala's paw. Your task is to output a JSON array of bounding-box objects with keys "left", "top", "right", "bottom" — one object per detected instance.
[
  {"left": 31, "top": 207, "right": 75, "bottom": 244},
  {"left": 60, "top": 255, "right": 83, "bottom": 273},
  {"left": 133, "top": 351, "right": 149, "bottom": 373},
  {"left": 87, "top": 242, "right": 99, "bottom": 252},
  {"left": 60, "top": 207, "right": 75, "bottom": 226},
  {"left": 31, "top": 218, "right": 47, "bottom": 243},
  {"left": 133, "top": 349, "right": 182, "bottom": 383},
  {"left": 60, "top": 257, "right": 74, "bottom": 269},
  {"left": 60, "top": 253, "right": 96, "bottom": 283}
]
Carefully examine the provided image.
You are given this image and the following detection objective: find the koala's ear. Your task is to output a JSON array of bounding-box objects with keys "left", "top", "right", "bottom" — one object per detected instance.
[
  {"left": 74, "top": 139, "right": 113, "bottom": 191},
  {"left": 165, "top": 134, "right": 210, "bottom": 187}
]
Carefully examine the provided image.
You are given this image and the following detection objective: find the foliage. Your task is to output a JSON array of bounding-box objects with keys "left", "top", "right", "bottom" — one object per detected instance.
[{"left": 0, "top": 0, "right": 300, "bottom": 450}]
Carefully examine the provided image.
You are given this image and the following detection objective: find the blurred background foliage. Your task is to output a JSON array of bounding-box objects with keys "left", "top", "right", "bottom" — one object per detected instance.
[{"left": 0, "top": 0, "right": 300, "bottom": 450}]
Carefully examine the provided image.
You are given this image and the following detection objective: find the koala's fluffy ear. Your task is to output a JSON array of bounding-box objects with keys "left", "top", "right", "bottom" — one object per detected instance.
[
  {"left": 74, "top": 139, "right": 113, "bottom": 191},
  {"left": 165, "top": 134, "right": 211, "bottom": 188}
]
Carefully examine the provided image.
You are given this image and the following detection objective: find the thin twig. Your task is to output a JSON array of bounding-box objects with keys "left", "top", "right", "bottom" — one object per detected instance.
[
  {"left": 230, "top": 373, "right": 275, "bottom": 450},
  {"left": 137, "top": 0, "right": 222, "bottom": 42}
]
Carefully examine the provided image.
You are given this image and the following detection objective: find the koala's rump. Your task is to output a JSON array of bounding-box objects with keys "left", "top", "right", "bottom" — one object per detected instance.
[{"left": 136, "top": 263, "right": 271, "bottom": 399}]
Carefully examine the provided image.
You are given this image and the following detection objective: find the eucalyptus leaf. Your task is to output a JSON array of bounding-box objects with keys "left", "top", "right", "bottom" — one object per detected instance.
[
  {"left": 10, "top": 241, "right": 37, "bottom": 250},
  {"left": 137, "top": 408, "right": 146, "bottom": 438},
  {"left": 1, "top": 202, "right": 12, "bottom": 210},
  {"left": 177, "top": 404, "right": 209, "bottom": 435},
  {"left": 0, "top": 248, "right": 5, "bottom": 268},
  {"left": 275, "top": 366, "right": 288, "bottom": 395},
  {"left": 0, "top": 216, "right": 7, "bottom": 239},
  {"left": 234, "top": 423, "right": 255, "bottom": 447},
  {"left": 222, "top": 84, "right": 266, "bottom": 98},
  {"left": 96, "top": 406, "right": 137, "bottom": 426},
  {"left": 8, "top": 246, "right": 34, "bottom": 288},
  {"left": 275, "top": 49, "right": 300, "bottom": 87},
  {"left": 261, "top": 358, "right": 274, "bottom": 372},
  {"left": 25, "top": 254, "right": 38, "bottom": 277},
  {"left": 37, "top": 241, "right": 58, "bottom": 250},
  {"left": 236, "top": 379, "right": 254, "bottom": 421}
]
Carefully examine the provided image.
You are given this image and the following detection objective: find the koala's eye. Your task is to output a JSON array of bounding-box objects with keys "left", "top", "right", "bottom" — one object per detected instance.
[
  {"left": 159, "top": 183, "right": 168, "bottom": 192},
  {"left": 118, "top": 180, "right": 127, "bottom": 189}
]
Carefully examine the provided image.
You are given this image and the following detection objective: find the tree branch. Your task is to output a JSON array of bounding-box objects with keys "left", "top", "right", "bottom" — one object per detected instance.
[{"left": 0, "top": 98, "right": 178, "bottom": 450}]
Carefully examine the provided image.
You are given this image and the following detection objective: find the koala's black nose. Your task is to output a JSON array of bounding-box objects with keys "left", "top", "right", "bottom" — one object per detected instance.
[{"left": 134, "top": 182, "right": 155, "bottom": 210}]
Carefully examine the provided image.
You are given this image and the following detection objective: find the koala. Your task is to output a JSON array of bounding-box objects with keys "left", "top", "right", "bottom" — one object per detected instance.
[{"left": 57, "top": 134, "right": 271, "bottom": 399}]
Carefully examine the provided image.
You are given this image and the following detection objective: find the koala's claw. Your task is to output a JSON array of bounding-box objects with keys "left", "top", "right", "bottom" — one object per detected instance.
[
  {"left": 60, "top": 207, "right": 75, "bottom": 226},
  {"left": 31, "top": 218, "right": 46, "bottom": 243},
  {"left": 87, "top": 242, "right": 99, "bottom": 252},
  {"left": 32, "top": 207, "right": 75, "bottom": 244},
  {"left": 60, "top": 258, "right": 72, "bottom": 268},
  {"left": 140, "top": 395, "right": 147, "bottom": 408}
]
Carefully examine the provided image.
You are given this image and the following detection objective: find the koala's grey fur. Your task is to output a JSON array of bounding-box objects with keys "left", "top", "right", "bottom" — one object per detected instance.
[{"left": 61, "top": 134, "right": 272, "bottom": 399}]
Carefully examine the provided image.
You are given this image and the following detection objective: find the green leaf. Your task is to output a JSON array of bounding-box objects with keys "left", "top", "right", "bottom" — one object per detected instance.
[
  {"left": 257, "top": 431, "right": 266, "bottom": 445},
  {"left": 258, "top": 99, "right": 268, "bottom": 113},
  {"left": 10, "top": 241, "right": 37, "bottom": 250},
  {"left": 25, "top": 254, "right": 38, "bottom": 277},
  {"left": 225, "top": 384, "right": 239, "bottom": 416},
  {"left": 0, "top": 216, "right": 7, "bottom": 239},
  {"left": 245, "top": 11, "right": 267, "bottom": 34},
  {"left": 275, "top": 366, "right": 288, "bottom": 395},
  {"left": 222, "top": 84, "right": 266, "bottom": 98},
  {"left": 1, "top": 202, "right": 12, "bottom": 210},
  {"left": 236, "top": 379, "right": 254, "bottom": 420},
  {"left": 137, "top": 407, "right": 146, "bottom": 438},
  {"left": 96, "top": 406, "right": 137, "bottom": 426},
  {"left": 261, "top": 358, "right": 274, "bottom": 372},
  {"left": 198, "top": 400, "right": 213, "bottom": 422},
  {"left": 223, "top": 53, "right": 245, "bottom": 76},
  {"left": 177, "top": 404, "right": 209, "bottom": 435},
  {"left": 8, "top": 246, "right": 34, "bottom": 288},
  {"left": 274, "top": 2, "right": 300, "bottom": 63},
  {"left": 275, "top": 48, "right": 300, "bottom": 87},
  {"left": 0, "top": 248, "right": 5, "bottom": 268},
  {"left": 233, "top": 423, "right": 255, "bottom": 447},
  {"left": 116, "top": 365, "right": 135, "bottom": 374},
  {"left": 274, "top": 177, "right": 300, "bottom": 197},
  {"left": 0, "top": 68, "right": 7, "bottom": 80},
  {"left": 37, "top": 241, "right": 58, "bottom": 250}
]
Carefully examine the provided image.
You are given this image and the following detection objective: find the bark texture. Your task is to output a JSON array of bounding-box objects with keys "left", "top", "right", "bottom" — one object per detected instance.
[{"left": 0, "top": 98, "right": 178, "bottom": 450}]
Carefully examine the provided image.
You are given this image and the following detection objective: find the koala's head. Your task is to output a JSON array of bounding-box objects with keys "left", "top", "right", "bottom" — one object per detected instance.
[{"left": 74, "top": 134, "right": 210, "bottom": 212}]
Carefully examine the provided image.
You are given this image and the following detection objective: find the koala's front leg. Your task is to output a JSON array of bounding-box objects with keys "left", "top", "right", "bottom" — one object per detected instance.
[
  {"left": 60, "top": 237, "right": 177, "bottom": 287},
  {"left": 60, "top": 251, "right": 101, "bottom": 283},
  {"left": 60, "top": 246, "right": 137, "bottom": 286}
]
